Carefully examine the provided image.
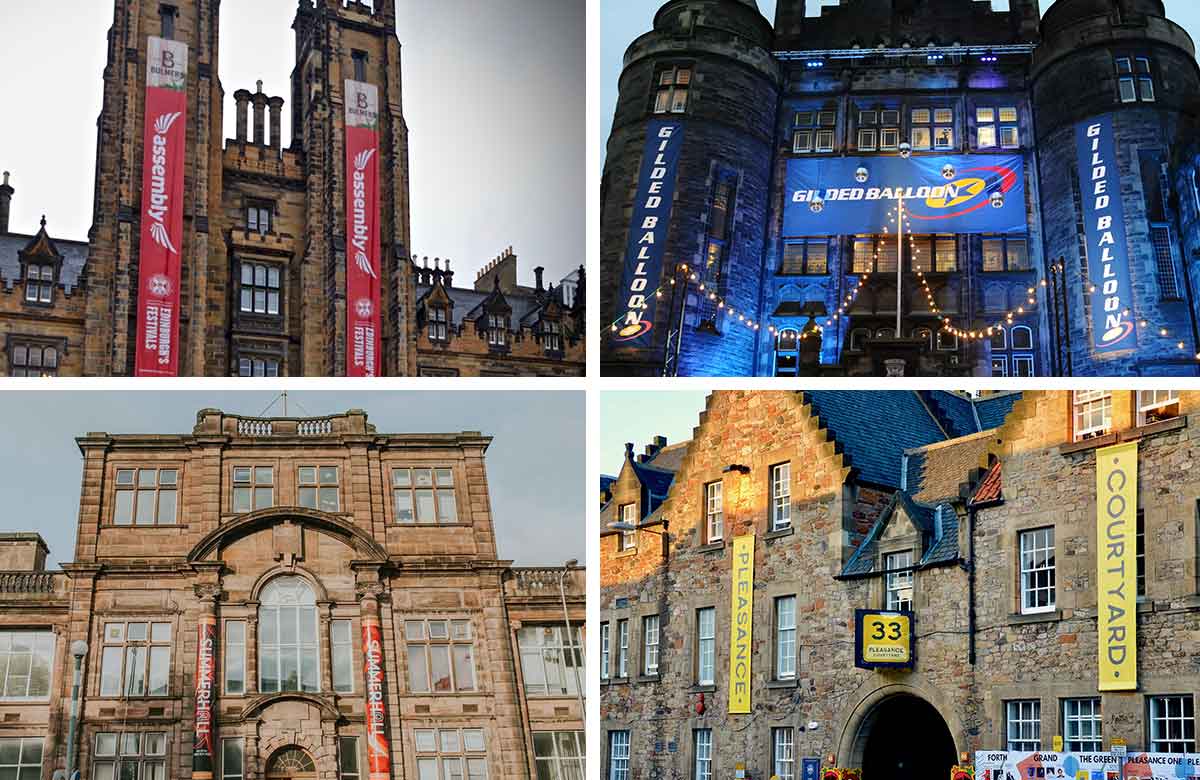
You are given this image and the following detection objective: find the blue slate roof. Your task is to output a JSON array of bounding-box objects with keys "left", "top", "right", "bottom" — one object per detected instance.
[
  {"left": 802, "top": 391, "right": 948, "bottom": 488},
  {"left": 975, "top": 392, "right": 1021, "bottom": 430},
  {"left": 0, "top": 231, "right": 89, "bottom": 293},
  {"left": 600, "top": 475, "right": 616, "bottom": 494},
  {"left": 632, "top": 461, "right": 675, "bottom": 515},
  {"left": 841, "top": 491, "right": 960, "bottom": 577},
  {"left": 921, "top": 391, "right": 979, "bottom": 438}
]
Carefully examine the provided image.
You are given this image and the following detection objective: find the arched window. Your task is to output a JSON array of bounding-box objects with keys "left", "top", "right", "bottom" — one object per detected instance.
[
  {"left": 990, "top": 326, "right": 1007, "bottom": 350},
  {"left": 266, "top": 748, "right": 316, "bottom": 779},
  {"left": 875, "top": 328, "right": 894, "bottom": 340},
  {"left": 849, "top": 328, "right": 870, "bottom": 352},
  {"left": 1011, "top": 325, "right": 1034, "bottom": 350},
  {"left": 912, "top": 327, "right": 933, "bottom": 350},
  {"left": 259, "top": 576, "right": 319, "bottom": 693},
  {"left": 775, "top": 328, "right": 800, "bottom": 377},
  {"left": 776, "top": 329, "right": 799, "bottom": 352},
  {"left": 937, "top": 330, "right": 958, "bottom": 351}
]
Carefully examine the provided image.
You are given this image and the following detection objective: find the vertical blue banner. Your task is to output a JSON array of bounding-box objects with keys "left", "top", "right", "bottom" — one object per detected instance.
[
  {"left": 1076, "top": 114, "right": 1136, "bottom": 353},
  {"left": 802, "top": 757, "right": 821, "bottom": 780},
  {"left": 613, "top": 120, "right": 685, "bottom": 347}
]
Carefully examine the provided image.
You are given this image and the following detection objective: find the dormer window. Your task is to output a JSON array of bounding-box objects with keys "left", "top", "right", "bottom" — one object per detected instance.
[
  {"left": 487, "top": 314, "right": 507, "bottom": 346},
  {"left": 542, "top": 320, "right": 562, "bottom": 352},
  {"left": 23, "top": 263, "right": 54, "bottom": 304},
  {"left": 428, "top": 307, "right": 448, "bottom": 342}
]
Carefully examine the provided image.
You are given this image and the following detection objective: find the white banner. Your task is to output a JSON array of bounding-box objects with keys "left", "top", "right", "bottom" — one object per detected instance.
[{"left": 976, "top": 751, "right": 1200, "bottom": 780}]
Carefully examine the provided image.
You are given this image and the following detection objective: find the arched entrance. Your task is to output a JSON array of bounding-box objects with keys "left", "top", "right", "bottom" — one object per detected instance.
[
  {"left": 266, "top": 747, "right": 317, "bottom": 780},
  {"left": 853, "top": 694, "right": 956, "bottom": 780}
]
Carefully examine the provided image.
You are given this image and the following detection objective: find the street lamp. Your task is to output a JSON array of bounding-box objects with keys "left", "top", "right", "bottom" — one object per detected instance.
[
  {"left": 66, "top": 640, "right": 88, "bottom": 780},
  {"left": 607, "top": 519, "right": 670, "bottom": 560},
  {"left": 557, "top": 560, "right": 585, "bottom": 714}
]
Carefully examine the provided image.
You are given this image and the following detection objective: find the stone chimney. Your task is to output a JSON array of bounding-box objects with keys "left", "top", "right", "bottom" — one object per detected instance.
[
  {"left": 0, "top": 172, "right": 12, "bottom": 234},
  {"left": 0, "top": 533, "right": 49, "bottom": 571},
  {"left": 234, "top": 89, "right": 252, "bottom": 143},
  {"left": 473, "top": 246, "right": 518, "bottom": 294},
  {"left": 252, "top": 81, "right": 267, "bottom": 145},
  {"left": 268, "top": 96, "right": 285, "bottom": 152},
  {"left": 534, "top": 266, "right": 545, "bottom": 292}
]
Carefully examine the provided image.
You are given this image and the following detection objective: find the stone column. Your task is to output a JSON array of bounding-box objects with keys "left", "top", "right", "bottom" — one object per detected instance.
[{"left": 245, "top": 609, "right": 259, "bottom": 695}]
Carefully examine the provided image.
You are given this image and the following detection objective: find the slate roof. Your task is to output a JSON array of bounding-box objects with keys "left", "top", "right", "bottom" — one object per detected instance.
[
  {"left": 0, "top": 230, "right": 89, "bottom": 293},
  {"left": 600, "top": 475, "right": 616, "bottom": 494},
  {"left": 631, "top": 461, "right": 675, "bottom": 507},
  {"left": 841, "top": 491, "right": 960, "bottom": 577},
  {"left": 921, "top": 391, "right": 980, "bottom": 438},
  {"left": 975, "top": 391, "right": 1021, "bottom": 430},
  {"left": 642, "top": 441, "right": 688, "bottom": 473},
  {"left": 415, "top": 282, "right": 563, "bottom": 328},
  {"left": 907, "top": 430, "right": 996, "bottom": 504}
]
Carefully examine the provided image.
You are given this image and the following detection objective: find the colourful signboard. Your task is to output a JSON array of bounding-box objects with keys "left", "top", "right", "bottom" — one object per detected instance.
[
  {"left": 975, "top": 750, "right": 1200, "bottom": 780},
  {"left": 192, "top": 616, "right": 217, "bottom": 779},
  {"left": 1076, "top": 115, "right": 1136, "bottom": 353},
  {"left": 728, "top": 533, "right": 754, "bottom": 714},
  {"left": 613, "top": 120, "right": 685, "bottom": 347},
  {"left": 854, "top": 609, "right": 914, "bottom": 669},
  {"left": 135, "top": 36, "right": 188, "bottom": 376},
  {"left": 783, "top": 154, "right": 1026, "bottom": 236},
  {"left": 345, "top": 79, "right": 382, "bottom": 377},
  {"left": 362, "top": 615, "right": 391, "bottom": 780},
  {"left": 1097, "top": 440, "right": 1138, "bottom": 691}
]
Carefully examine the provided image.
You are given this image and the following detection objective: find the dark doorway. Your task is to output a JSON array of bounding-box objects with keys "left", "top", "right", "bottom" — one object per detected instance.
[{"left": 859, "top": 694, "right": 956, "bottom": 780}]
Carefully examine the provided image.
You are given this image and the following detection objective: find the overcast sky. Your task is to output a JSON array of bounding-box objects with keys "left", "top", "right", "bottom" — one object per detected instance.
[
  {"left": 600, "top": 391, "right": 707, "bottom": 477},
  {"left": 601, "top": 0, "right": 1200, "bottom": 145},
  {"left": 0, "top": 0, "right": 583, "bottom": 288},
  {"left": 0, "top": 391, "right": 584, "bottom": 569}
]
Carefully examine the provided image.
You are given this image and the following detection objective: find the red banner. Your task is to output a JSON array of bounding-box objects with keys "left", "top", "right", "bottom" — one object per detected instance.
[
  {"left": 135, "top": 36, "right": 188, "bottom": 377},
  {"left": 192, "top": 616, "right": 216, "bottom": 779},
  {"left": 362, "top": 615, "right": 391, "bottom": 780},
  {"left": 345, "top": 80, "right": 382, "bottom": 377}
]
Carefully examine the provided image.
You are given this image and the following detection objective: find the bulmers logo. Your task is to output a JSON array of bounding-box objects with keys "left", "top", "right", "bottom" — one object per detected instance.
[
  {"left": 147, "top": 111, "right": 182, "bottom": 254},
  {"left": 351, "top": 148, "right": 377, "bottom": 279}
]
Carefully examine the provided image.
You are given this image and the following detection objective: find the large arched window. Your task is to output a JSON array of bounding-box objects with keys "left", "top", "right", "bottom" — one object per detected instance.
[
  {"left": 990, "top": 326, "right": 1007, "bottom": 350},
  {"left": 1011, "top": 325, "right": 1034, "bottom": 351},
  {"left": 259, "top": 576, "right": 319, "bottom": 693}
]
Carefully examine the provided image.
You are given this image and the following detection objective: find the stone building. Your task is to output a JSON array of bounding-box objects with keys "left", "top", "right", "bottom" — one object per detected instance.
[
  {"left": 0, "top": 409, "right": 585, "bottom": 780},
  {"left": 601, "top": 0, "right": 1200, "bottom": 377},
  {"left": 0, "top": 0, "right": 584, "bottom": 377},
  {"left": 600, "top": 389, "right": 1200, "bottom": 778}
]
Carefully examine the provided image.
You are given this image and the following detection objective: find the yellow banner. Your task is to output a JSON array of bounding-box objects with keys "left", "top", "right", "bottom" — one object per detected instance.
[
  {"left": 1097, "top": 441, "right": 1137, "bottom": 691},
  {"left": 728, "top": 534, "right": 754, "bottom": 713}
]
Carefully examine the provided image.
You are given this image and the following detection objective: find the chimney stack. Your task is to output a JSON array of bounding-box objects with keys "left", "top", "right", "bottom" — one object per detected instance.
[
  {"left": 252, "top": 81, "right": 267, "bottom": 145},
  {"left": 534, "top": 266, "right": 545, "bottom": 292},
  {"left": 0, "top": 172, "right": 12, "bottom": 234},
  {"left": 268, "top": 96, "right": 285, "bottom": 152},
  {"left": 234, "top": 89, "right": 252, "bottom": 143}
]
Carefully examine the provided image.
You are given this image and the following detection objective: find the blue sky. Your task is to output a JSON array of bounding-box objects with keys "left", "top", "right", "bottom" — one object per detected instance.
[
  {"left": 600, "top": 391, "right": 709, "bottom": 476},
  {"left": 0, "top": 391, "right": 584, "bottom": 569},
  {"left": 601, "top": 0, "right": 1200, "bottom": 146}
]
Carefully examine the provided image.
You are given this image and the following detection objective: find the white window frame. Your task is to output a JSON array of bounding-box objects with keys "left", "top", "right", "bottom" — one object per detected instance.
[
  {"left": 774, "top": 595, "right": 796, "bottom": 680},
  {"left": 1073, "top": 390, "right": 1112, "bottom": 441},
  {"left": 412, "top": 728, "right": 488, "bottom": 780},
  {"left": 771, "top": 463, "right": 791, "bottom": 531},
  {"left": 0, "top": 737, "right": 43, "bottom": 780},
  {"left": 705, "top": 481, "right": 723, "bottom": 543},
  {"left": 533, "top": 732, "right": 584, "bottom": 780},
  {"left": 773, "top": 728, "right": 795, "bottom": 780},
  {"left": 93, "top": 733, "right": 167, "bottom": 780},
  {"left": 1137, "top": 390, "right": 1180, "bottom": 426},
  {"left": 600, "top": 623, "right": 610, "bottom": 681},
  {"left": 1149, "top": 694, "right": 1196, "bottom": 752},
  {"left": 99, "top": 621, "right": 172, "bottom": 698},
  {"left": 1063, "top": 698, "right": 1102, "bottom": 752},
  {"left": 407, "top": 618, "right": 478, "bottom": 694},
  {"left": 619, "top": 503, "right": 637, "bottom": 551},
  {"left": 222, "top": 738, "right": 245, "bottom": 780},
  {"left": 223, "top": 620, "right": 246, "bottom": 695},
  {"left": 693, "top": 730, "right": 712, "bottom": 780},
  {"left": 1012, "top": 354, "right": 1034, "bottom": 378},
  {"left": 0, "top": 631, "right": 55, "bottom": 701},
  {"left": 1019, "top": 527, "right": 1056, "bottom": 615},
  {"left": 608, "top": 731, "right": 630, "bottom": 780},
  {"left": 617, "top": 619, "right": 629, "bottom": 678},
  {"left": 885, "top": 551, "right": 914, "bottom": 612},
  {"left": 696, "top": 608, "right": 715, "bottom": 685},
  {"left": 1005, "top": 699, "right": 1041, "bottom": 751},
  {"left": 330, "top": 618, "right": 354, "bottom": 694},
  {"left": 642, "top": 615, "right": 659, "bottom": 676}
]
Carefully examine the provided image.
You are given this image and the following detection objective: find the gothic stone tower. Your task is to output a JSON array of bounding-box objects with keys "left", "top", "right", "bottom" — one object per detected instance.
[{"left": 83, "top": 0, "right": 412, "bottom": 376}]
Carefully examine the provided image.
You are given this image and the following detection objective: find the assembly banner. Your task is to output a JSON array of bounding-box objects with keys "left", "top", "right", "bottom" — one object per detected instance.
[
  {"left": 728, "top": 534, "right": 754, "bottom": 714},
  {"left": 135, "top": 36, "right": 188, "bottom": 376},
  {"left": 1076, "top": 115, "right": 1136, "bottom": 353},
  {"left": 612, "top": 119, "right": 684, "bottom": 348},
  {"left": 192, "top": 616, "right": 217, "bottom": 779},
  {"left": 345, "top": 79, "right": 382, "bottom": 377},
  {"left": 1097, "top": 440, "right": 1138, "bottom": 691},
  {"left": 975, "top": 751, "right": 1200, "bottom": 780},
  {"left": 783, "top": 154, "right": 1026, "bottom": 236},
  {"left": 362, "top": 615, "right": 391, "bottom": 780}
]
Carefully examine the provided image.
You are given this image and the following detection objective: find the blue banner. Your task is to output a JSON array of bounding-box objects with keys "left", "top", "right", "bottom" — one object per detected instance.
[
  {"left": 613, "top": 120, "right": 684, "bottom": 347},
  {"left": 802, "top": 757, "right": 821, "bottom": 780},
  {"left": 1076, "top": 114, "right": 1136, "bottom": 353},
  {"left": 784, "top": 154, "right": 1027, "bottom": 236}
]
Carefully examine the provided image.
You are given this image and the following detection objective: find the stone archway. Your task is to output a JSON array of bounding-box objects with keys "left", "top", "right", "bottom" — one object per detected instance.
[
  {"left": 265, "top": 747, "right": 317, "bottom": 780},
  {"left": 844, "top": 692, "right": 957, "bottom": 780}
]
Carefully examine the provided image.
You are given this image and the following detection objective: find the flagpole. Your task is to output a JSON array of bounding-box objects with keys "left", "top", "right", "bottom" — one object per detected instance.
[{"left": 896, "top": 194, "right": 903, "bottom": 335}]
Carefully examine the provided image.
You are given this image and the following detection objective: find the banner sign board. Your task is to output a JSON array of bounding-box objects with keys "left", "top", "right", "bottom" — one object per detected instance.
[
  {"left": 975, "top": 751, "right": 1200, "bottom": 779},
  {"left": 135, "top": 36, "right": 189, "bottom": 376},
  {"left": 362, "top": 615, "right": 392, "bottom": 780},
  {"left": 783, "top": 154, "right": 1026, "bottom": 236},
  {"left": 613, "top": 120, "right": 684, "bottom": 347},
  {"left": 803, "top": 758, "right": 822, "bottom": 780},
  {"left": 1097, "top": 440, "right": 1138, "bottom": 690},
  {"left": 728, "top": 533, "right": 754, "bottom": 714},
  {"left": 1076, "top": 115, "right": 1136, "bottom": 353},
  {"left": 192, "top": 616, "right": 217, "bottom": 779},
  {"left": 345, "top": 79, "right": 382, "bottom": 377},
  {"left": 854, "top": 609, "right": 914, "bottom": 669}
]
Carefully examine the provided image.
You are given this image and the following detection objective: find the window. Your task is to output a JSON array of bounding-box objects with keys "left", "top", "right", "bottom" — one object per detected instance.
[
  {"left": 849, "top": 328, "right": 869, "bottom": 352},
  {"left": 222, "top": 739, "right": 245, "bottom": 780},
  {"left": 428, "top": 306, "right": 448, "bottom": 342},
  {"left": 852, "top": 236, "right": 875, "bottom": 273},
  {"left": 1073, "top": 390, "right": 1112, "bottom": 441},
  {"left": 885, "top": 550, "right": 914, "bottom": 612},
  {"left": 0, "top": 738, "right": 42, "bottom": 780},
  {"left": 1012, "top": 355, "right": 1034, "bottom": 378},
  {"left": 642, "top": 615, "right": 659, "bottom": 676},
  {"left": 246, "top": 203, "right": 273, "bottom": 235},
  {"left": 338, "top": 738, "right": 359, "bottom": 780},
  {"left": 991, "top": 327, "right": 1007, "bottom": 351},
  {"left": 1063, "top": 698, "right": 1102, "bottom": 752},
  {"left": 780, "top": 239, "right": 829, "bottom": 275},
  {"left": 1019, "top": 527, "right": 1056, "bottom": 614},
  {"left": 113, "top": 468, "right": 178, "bottom": 526},
  {"left": 9, "top": 341, "right": 59, "bottom": 377},
  {"left": 238, "top": 356, "right": 280, "bottom": 377},
  {"left": 693, "top": 730, "right": 712, "bottom": 780},
  {"left": 937, "top": 331, "right": 958, "bottom": 351},
  {"left": 771, "top": 463, "right": 791, "bottom": 531},
  {"left": 258, "top": 576, "right": 319, "bottom": 693},
  {"left": 1149, "top": 695, "right": 1195, "bottom": 752},
  {"left": 331, "top": 619, "right": 354, "bottom": 693},
  {"left": 775, "top": 329, "right": 799, "bottom": 377},
  {"left": 1011, "top": 325, "right": 1033, "bottom": 351},
  {"left": 233, "top": 466, "right": 274, "bottom": 513},
  {"left": 618, "top": 503, "right": 636, "bottom": 551},
  {"left": 542, "top": 320, "right": 563, "bottom": 352},
  {"left": 616, "top": 619, "right": 629, "bottom": 678},
  {"left": 600, "top": 623, "right": 610, "bottom": 681},
  {"left": 856, "top": 108, "right": 900, "bottom": 152},
  {"left": 239, "top": 262, "right": 281, "bottom": 314},
  {"left": 976, "top": 106, "right": 1019, "bottom": 149},
  {"left": 696, "top": 607, "right": 715, "bottom": 685},
  {"left": 792, "top": 109, "right": 835, "bottom": 153},
  {"left": 774, "top": 595, "right": 796, "bottom": 680},
  {"left": 351, "top": 50, "right": 368, "bottom": 83},
  {"left": 1151, "top": 225, "right": 1181, "bottom": 299},
  {"left": 298, "top": 466, "right": 340, "bottom": 512},
  {"left": 982, "top": 237, "right": 1030, "bottom": 271},
  {"left": 93, "top": 734, "right": 167, "bottom": 780},
  {"left": 392, "top": 467, "right": 457, "bottom": 524},
  {"left": 772, "top": 728, "right": 795, "bottom": 780},
  {"left": 1138, "top": 390, "right": 1180, "bottom": 425},
  {"left": 533, "top": 733, "right": 584, "bottom": 780},
  {"left": 705, "top": 482, "right": 723, "bottom": 543},
  {"left": 159, "top": 5, "right": 176, "bottom": 39},
  {"left": 992, "top": 357, "right": 1008, "bottom": 377},
  {"left": 1116, "top": 56, "right": 1155, "bottom": 103},
  {"left": 413, "top": 728, "right": 488, "bottom": 780},
  {"left": 911, "top": 107, "right": 953, "bottom": 151},
  {"left": 608, "top": 731, "right": 630, "bottom": 780},
  {"left": 1006, "top": 700, "right": 1041, "bottom": 751},
  {"left": 408, "top": 618, "right": 477, "bottom": 693},
  {"left": 654, "top": 66, "right": 691, "bottom": 114},
  {"left": 99, "top": 622, "right": 171, "bottom": 697},
  {"left": 223, "top": 620, "right": 246, "bottom": 695},
  {"left": 518, "top": 624, "right": 581, "bottom": 696},
  {"left": 0, "top": 631, "right": 54, "bottom": 699},
  {"left": 486, "top": 314, "right": 507, "bottom": 346},
  {"left": 23, "top": 263, "right": 53, "bottom": 303}
]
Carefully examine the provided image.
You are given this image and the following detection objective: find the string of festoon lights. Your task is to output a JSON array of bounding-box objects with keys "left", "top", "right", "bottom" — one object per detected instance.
[{"left": 605, "top": 262, "right": 765, "bottom": 336}]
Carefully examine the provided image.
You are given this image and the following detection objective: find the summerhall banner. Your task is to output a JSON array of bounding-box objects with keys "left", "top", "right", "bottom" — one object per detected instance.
[
  {"left": 1096, "top": 440, "right": 1138, "bottom": 691},
  {"left": 728, "top": 533, "right": 754, "bottom": 714},
  {"left": 362, "top": 614, "right": 392, "bottom": 780},
  {"left": 135, "top": 36, "right": 188, "bottom": 376},
  {"left": 345, "top": 79, "right": 382, "bottom": 377}
]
